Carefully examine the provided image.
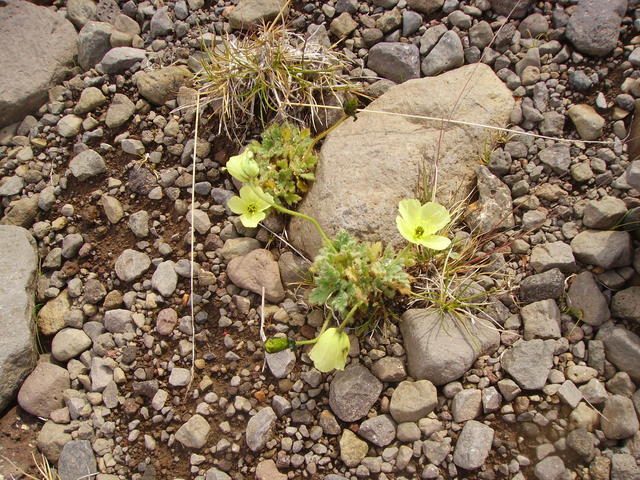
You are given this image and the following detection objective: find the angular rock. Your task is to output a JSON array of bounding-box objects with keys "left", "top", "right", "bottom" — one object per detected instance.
[
  {"left": 150, "top": 7, "right": 173, "bottom": 37},
  {"left": 602, "top": 395, "right": 639, "bottom": 440},
  {"left": 400, "top": 309, "right": 499, "bottom": 385},
  {"left": 421, "top": 30, "right": 464, "bottom": 77},
  {"left": 114, "top": 249, "right": 151, "bottom": 282},
  {"left": 69, "top": 149, "right": 107, "bottom": 181},
  {"left": 571, "top": 230, "right": 633, "bottom": 269},
  {"left": 367, "top": 42, "right": 420, "bottom": 84},
  {"left": 519, "top": 268, "right": 564, "bottom": 303},
  {"left": 58, "top": 440, "right": 97, "bottom": 480},
  {"left": 611, "top": 287, "right": 640, "bottom": 322},
  {"left": 599, "top": 327, "right": 640, "bottom": 383},
  {"left": 176, "top": 414, "right": 210, "bottom": 449},
  {"left": 77, "top": 21, "right": 113, "bottom": 71},
  {"left": 151, "top": 260, "right": 177, "bottom": 297},
  {"left": 99, "top": 47, "right": 146, "bottom": 74},
  {"left": 453, "top": 420, "right": 494, "bottom": 470},
  {"left": 502, "top": 339, "right": 555, "bottom": 390},
  {"left": 358, "top": 414, "right": 396, "bottom": 447},
  {"left": 289, "top": 64, "right": 514, "bottom": 258},
  {"left": 246, "top": 407, "right": 276, "bottom": 452},
  {"left": 521, "top": 299, "right": 561, "bottom": 340},
  {"left": 390, "top": 380, "right": 438, "bottom": 423},
  {"left": 37, "top": 420, "right": 72, "bottom": 463},
  {"left": 220, "top": 237, "right": 261, "bottom": 261},
  {"left": 74, "top": 87, "right": 107, "bottom": 114},
  {"left": 0, "top": 226, "right": 38, "bottom": 413},
  {"left": 38, "top": 290, "right": 71, "bottom": 336},
  {"left": 105, "top": 93, "right": 135, "bottom": 128},
  {"left": 18, "top": 363, "right": 70, "bottom": 418},
  {"left": 568, "top": 104, "right": 605, "bottom": 140},
  {"left": 135, "top": 66, "right": 191, "bottom": 105},
  {"left": 451, "top": 388, "right": 482, "bottom": 423},
  {"left": 566, "top": 272, "right": 610, "bottom": 327},
  {"left": 566, "top": 0, "right": 626, "bottom": 57},
  {"left": 329, "top": 365, "right": 382, "bottom": 422},
  {"left": 583, "top": 197, "right": 627, "bottom": 229},
  {"left": 530, "top": 241, "right": 576, "bottom": 273},
  {"left": 371, "top": 357, "right": 407, "bottom": 382},
  {"left": 265, "top": 349, "right": 296, "bottom": 379},
  {"left": 226, "top": 249, "right": 285, "bottom": 303},
  {"left": 67, "top": 0, "right": 97, "bottom": 28},
  {"left": 339, "top": 429, "right": 368, "bottom": 468},
  {"left": 465, "top": 166, "right": 514, "bottom": 233},
  {"left": 0, "top": 0, "right": 78, "bottom": 128}
]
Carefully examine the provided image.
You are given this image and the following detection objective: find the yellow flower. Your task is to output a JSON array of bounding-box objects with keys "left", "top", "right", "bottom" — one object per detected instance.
[
  {"left": 396, "top": 199, "right": 451, "bottom": 250},
  {"left": 225, "top": 149, "right": 259, "bottom": 183},
  {"left": 227, "top": 186, "right": 273, "bottom": 228},
  {"left": 309, "top": 328, "right": 350, "bottom": 373}
]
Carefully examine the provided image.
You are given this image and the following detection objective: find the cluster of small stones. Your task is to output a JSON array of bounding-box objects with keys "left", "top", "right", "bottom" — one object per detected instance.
[{"left": 2, "top": 0, "right": 640, "bottom": 480}]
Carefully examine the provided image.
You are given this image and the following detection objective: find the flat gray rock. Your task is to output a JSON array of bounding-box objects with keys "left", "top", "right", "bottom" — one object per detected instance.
[
  {"left": 329, "top": 365, "right": 382, "bottom": 422},
  {"left": 0, "top": 0, "right": 78, "bottom": 127},
  {"left": 400, "top": 309, "right": 500, "bottom": 385},
  {"left": 0, "top": 226, "right": 38, "bottom": 412},
  {"left": 358, "top": 414, "right": 397, "bottom": 447},
  {"left": 246, "top": 407, "right": 277, "bottom": 452},
  {"left": 175, "top": 414, "right": 211, "bottom": 449},
  {"left": 389, "top": 380, "right": 438, "bottom": 423},
  {"left": 571, "top": 230, "right": 633, "bottom": 269},
  {"left": 602, "top": 395, "right": 639, "bottom": 440},
  {"left": 566, "top": 271, "right": 610, "bottom": 327},
  {"left": 69, "top": 149, "right": 107, "bottom": 181},
  {"left": 58, "top": 440, "right": 97, "bottom": 480},
  {"left": 115, "top": 249, "right": 151, "bottom": 282},
  {"left": 521, "top": 299, "right": 561, "bottom": 340},
  {"left": 452, "top": 420, "right": 494, "bottom": 470},
  {"left": 599, "top": 326, "right": 640, "bottom": 383},
  {"left": 289, "top": 64, "right": 514, "bottom": 258},
  {"left": 501, "top": 339, "right": 555, "bottom": 390},
  {"left": 421, "top": 30, "right": 464, "bottom": 76}
]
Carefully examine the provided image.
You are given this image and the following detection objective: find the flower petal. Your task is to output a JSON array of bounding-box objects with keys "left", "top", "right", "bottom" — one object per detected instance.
[
  {"left": 396, "top": 215, "right": 417, "bottom": 243},
  {"left": 418, "top": 234, "right": 451, "bottom": 250},
  {"left": 398, "top": 198, "right": 422, "bottom": 222},
  {"left": 227, "top": 196, "right": 246, "bottom": 215},
  {"left": 240, "top": 210, "right": 266, "bottom": 228},
  {"left": 420, "top": 202, "right": 451, "bottom": 234}
]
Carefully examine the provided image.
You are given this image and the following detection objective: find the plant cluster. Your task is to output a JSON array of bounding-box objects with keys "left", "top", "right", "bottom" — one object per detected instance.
[
  {"left": 246, "top": 123, "right": 318, "bottom": 206},
  {"left": 225, "top": 131, "right": 454, "bottom": 373},
  {"left": 194, "top": 21, "right": 359, "bottom": 140}
]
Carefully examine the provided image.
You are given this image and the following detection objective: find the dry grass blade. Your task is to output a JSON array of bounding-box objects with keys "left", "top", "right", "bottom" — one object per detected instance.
[
  {"left": 194, "top": 22, "right": 360, "bottom": 142},
  {"left": 1, "top": 453, "right": 62, "bottom": 480}
]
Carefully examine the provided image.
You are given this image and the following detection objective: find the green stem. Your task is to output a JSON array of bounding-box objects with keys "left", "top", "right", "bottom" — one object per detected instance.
[
  {"left": 319, "top": 311, "right": 332, "bottom": 335},
  {"left": 337, "top": 302, "right": 364, "bottom": 332},
  {"left": 270, "top": 202, "right": 333, "bottom": 247},
  {"left": 305, "top": 114, "right": 347, "bottom": 156},
  {"left": 295, "top": 338, "right": 319, "bottom": 346}
]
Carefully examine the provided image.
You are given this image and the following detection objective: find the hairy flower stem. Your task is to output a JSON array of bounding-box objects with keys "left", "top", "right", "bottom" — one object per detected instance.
[
  {"left": 296, "top": 302, "right": 363, "bottom": 347},
  {"left": 337, "top": 302, "right": 363, "bottom": 332},
  {"left": 305, "top": 114, "right": 347, "bottom": 156}
]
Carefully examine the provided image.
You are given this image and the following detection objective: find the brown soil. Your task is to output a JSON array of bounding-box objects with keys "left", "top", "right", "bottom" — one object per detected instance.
[{"left": 0, "top": 406, "right": 41, "bottom": 478}]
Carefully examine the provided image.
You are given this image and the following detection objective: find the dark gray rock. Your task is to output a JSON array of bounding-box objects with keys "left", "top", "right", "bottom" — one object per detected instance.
[
  {"left": 519, "top": 268, "right": 564, "bottom": 303},
  {"left": 58, "top": 440, "right": 97, "bottom": 480},
  {"left": 489, "top": 0, "right": 533, "bottom": 19},
  {"left": 611, "top": 287, "right": 640, "bottom": 322},
  {"left": 534, "top": 456, "right": 566, "bottom": 480},
  {"left": 69, "top": 149, "right": 107, "bottom": 181},
  {"left": 602, "top": 395, "right": 639, "bottom": 440},
  {"left": 358, "top": 414, "right": 396, "bottom": 447},
  {"left": 465, "top": 166, "right": 514, "bottom": 233},
  {"left": 329, "top": 365, "right": 382, "bottom": 422},
  {"left": 502, "top": 339, "right": 555, "bottom": 390},
  {"left": 583, "top": 197, "right": 627, "bottom": 229},
  {"left": 421, "top": 30, "right": 464, "bottom": 76},
  {"left": 566, "top": 0, "right": 627, "bottom": 57},
  {"left": 521, "top": 299, "right": 561, "bottom": 340},
  {"left": 246, "top": 407, "right": 277, "bottom": 452},
  {"left": 367, "top": 42, "right": 420, "bottom": 84},
  {"left": 99, "top": 47, "right": 146, "bottom": 74}
]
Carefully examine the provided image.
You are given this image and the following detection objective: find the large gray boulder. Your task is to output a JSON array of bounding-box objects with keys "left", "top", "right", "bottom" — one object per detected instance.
[
  {"left": 0, "top": 0, "right": 78, "bottom": 128},
  {"left": 566, "top": 0, "right": 627, "bottom": 57},
  {"left": 400, "top": 309, "right": 500, "bottom": 385},
  {"left": 289, "top": 64, "right": 514, "bottom": 258},
  {"left": 0, "top": 226, "right": 38, "bottom": 413}
]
